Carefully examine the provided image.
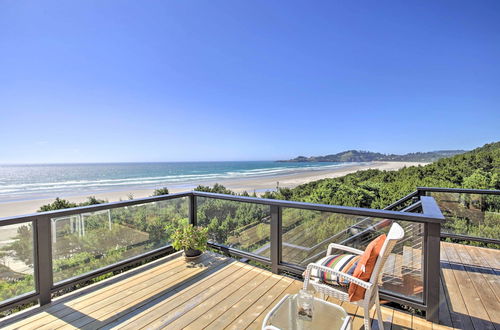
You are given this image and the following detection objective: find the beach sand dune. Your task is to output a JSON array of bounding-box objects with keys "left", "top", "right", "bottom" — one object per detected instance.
[{"left": 0, "top": 161, "right": 426, "bottom": 218}]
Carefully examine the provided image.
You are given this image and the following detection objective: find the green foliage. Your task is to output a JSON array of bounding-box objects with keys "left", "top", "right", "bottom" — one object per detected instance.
[
  {"left": 2, "top": 225, "right": 34, "bottom": 266},
  {"left": 463, "top": 169, "right": 490, "bottom": 189},
  {"left": 80, "top": 196, "right": 108, "bottom": 206},
  {"left": 274, "top": 142, "right": 500, "bottom": 246},
  {"left": 195, "top": 183, "right": 235, "bottom": 195},
  {"left": 275, "top": 142, "right": 500, "bottom": 208},
  {"left": 38, "top": 196, "right": 107, "bottom": 212},
  {"left": 152, "top": 187, "right": 169, "bottom": 196},
  {"left": 0, "top": 275, "right": 35, "bottom": 301},
  {"left": 196, "top": 196, "right": 270, "bottom": 251},
  {"left": 1, "top": 196, "right": 189, "bottom": 307},
  {"left": 38, "top": 197, "right": 78, "bottom": 212},
  {"left": 281, "top": 149, "right": 466, "bottom": 162},
  {"left": 171, "top": 223, "right": 208, "bottom": 252},
  {"left": 2, "top": 142, "right": 498, "bottom": 310}
]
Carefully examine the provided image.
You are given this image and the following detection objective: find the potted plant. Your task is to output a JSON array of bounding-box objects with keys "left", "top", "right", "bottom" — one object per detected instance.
[{"left": 171, "top": 223, "right": 208, "bottom": 260}]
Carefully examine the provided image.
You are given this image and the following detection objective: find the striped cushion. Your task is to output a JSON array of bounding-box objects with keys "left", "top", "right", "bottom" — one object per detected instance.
[{"left": 311, "top": 254, "right": 360, "bottom": 286}]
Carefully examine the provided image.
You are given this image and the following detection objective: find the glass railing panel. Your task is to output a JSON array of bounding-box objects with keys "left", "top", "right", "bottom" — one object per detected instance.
[
  {"left": 51, "top": 197, "right": 188, "bottom": 283},
  {"left": 0, "top": 221, "right": 35, "bottom": 303},
  {"left": 386, "top": 197, "right": 418, "bottom": 211},
  {"left": 281, "top": 207, "right": 424, "bottom": 303},
  {"left": 196, "top": 197, "right": 271, "bottom": 258},
  {"left": 426, "top": 191, "right": 500, "bottom": 246}
]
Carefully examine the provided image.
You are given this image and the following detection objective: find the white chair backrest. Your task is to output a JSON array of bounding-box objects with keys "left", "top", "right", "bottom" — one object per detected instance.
[{"left": 367, "top": 222, "right": 405, "bottom": 297}]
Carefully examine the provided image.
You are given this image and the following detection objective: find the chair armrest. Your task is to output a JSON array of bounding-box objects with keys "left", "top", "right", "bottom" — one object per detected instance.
[
  {"left": 327, "top": 243, "right": 364, "bottom": 256},
  {"left": 303, "top": 263, "right": 372, "bottom": 290}
]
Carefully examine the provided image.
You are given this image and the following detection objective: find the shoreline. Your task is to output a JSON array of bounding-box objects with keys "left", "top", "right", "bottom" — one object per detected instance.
[{"left": 0, "top": 161, "right": 427, "bottom": 218}]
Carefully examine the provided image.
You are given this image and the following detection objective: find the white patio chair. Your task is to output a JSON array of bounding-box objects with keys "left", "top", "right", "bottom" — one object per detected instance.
[{"left": 303, "top": 222, "right": 404, "bottom": 330}]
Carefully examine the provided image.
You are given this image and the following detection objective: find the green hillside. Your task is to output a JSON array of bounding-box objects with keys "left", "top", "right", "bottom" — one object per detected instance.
[
  {"left": 269, "top": 142, "right": 499, "bottom": 209},
  {"left": 279, "top": 149, "right": 466, "bottom": 163}
]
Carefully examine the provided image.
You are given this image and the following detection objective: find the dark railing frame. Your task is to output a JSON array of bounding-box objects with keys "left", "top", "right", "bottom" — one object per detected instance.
[
  {"left": 191, "top": 191, "right": 444, "bottom": 322},
  {"left": 0, "top": 190, "right": 449, "bottom": 321},
  {"left": 417, "top": 187, "right": 500, "bottom": 245},
  {"left": 420, "top": 196, "right": 444, "bottom": 322},
  {"left": 0, "top": 192, "right": 191, "bottom": 313}
]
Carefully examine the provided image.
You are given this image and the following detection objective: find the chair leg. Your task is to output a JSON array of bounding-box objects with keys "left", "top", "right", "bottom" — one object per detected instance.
[
  {"left": 363, "top": 307, "right": 371, "bottom": 330},
  {"left": 375, "top": 292, "right": 384, "bottom": 330}
]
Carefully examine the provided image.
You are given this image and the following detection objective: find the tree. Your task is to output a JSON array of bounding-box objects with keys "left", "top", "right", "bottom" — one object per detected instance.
[
  {"left": 152, "top": 187, "right": 169, "bottom": 196},
  {"left": 38, "top": 198, "right": 77, "bottom": 212},
  {"left": 463, "top": 170, "right": 490, "bottom": 189},
  {"left": 38, "top": 196, "right": 106, "bottom": 212},
  {"left": 195, "top": 183, "right": 234, "bottom": 195}
]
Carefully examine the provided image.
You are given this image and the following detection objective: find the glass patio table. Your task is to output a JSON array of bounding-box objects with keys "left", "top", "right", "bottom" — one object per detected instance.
[{"left": 262, "top": 293, "right": 352, "bottom": 330}]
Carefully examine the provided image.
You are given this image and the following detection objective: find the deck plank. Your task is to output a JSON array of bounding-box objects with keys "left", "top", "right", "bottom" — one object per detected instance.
[
  {"left": 182, "top": 268, "right": 270, "bottom": 329},
  {"left": 160, "top": 264, "right": 264, "bottom": 329},
  {"left": 412, "top": 314, "right": 434, "bottom": 330},
  {"left": 372, "top": 305, "right": 394, "bottom": 330},
  {"left": 108, "top": 261, "right": 249, "bottom": 329},
  {"left": 453, "top": 244, "right": 500, "bottom": 327},
  {"left": 391, "top": 308, "right": 413, "bottom": 330},
  {"left": 463, "top": 244, "right": 500, "bottom": 299},
  {"left": 0, "top": 253, "right": 189, "bottom": 329},
  {"left": 224, "top": 276, "right": 294, "bottom": 329},
  {"left": 0, "top": 242, "right": 498, "bottom": 330},
  {"left": 130, "top": 262, "right": 256, "bottom": 329},
  {"left": 442, "top": 242, "right": 495, "bottom": 330},
  {"left": 44, "top": 253, "right": 225, "bottom": 330},
  {"left": 204, "top": 273, "right": 286, "bottom": 330},
  {"left": 439, "top": 243, "right": 475, "bottom": 330},
  {"left": 475, "top": 245, "right": 500, "bottom": 270},
  {"left": 102, "top": 260, "right": 240, "bottom": 329},
  {"left": 437, "top": 273, "right": 454, "bottom": 328},
  {"left": 247, "top": 280, "right": 303, "bottom": 329}
]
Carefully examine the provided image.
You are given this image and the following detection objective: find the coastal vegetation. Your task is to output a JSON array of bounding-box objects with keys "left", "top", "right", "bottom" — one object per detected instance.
[
  {"left": 1, "top": 142, "right": 498, "bottom": 310},
  {"left": 273, "top": 142, "right": 498, "bottom": 207},
  {"left": 271, "top": 142, "right": 500, "bottom": 246},
  {"left": 38, "top": 196, "right": 108, "bottom": 212},
  {"left": 280, "top": 149, "right": 466, "bottom": 163}
]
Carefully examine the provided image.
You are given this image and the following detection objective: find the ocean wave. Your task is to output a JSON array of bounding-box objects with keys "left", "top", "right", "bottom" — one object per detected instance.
[{"left": 0, "top": 162, "right": 363, "bottom": 198}]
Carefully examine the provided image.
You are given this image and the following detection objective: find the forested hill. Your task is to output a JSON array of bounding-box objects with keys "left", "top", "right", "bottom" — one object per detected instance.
[
  {"left": 278, "top": 149, "right": 466, "bottom": 163},
  {"left": 267, "top": 142, "right": 499, "bottom": 209}
]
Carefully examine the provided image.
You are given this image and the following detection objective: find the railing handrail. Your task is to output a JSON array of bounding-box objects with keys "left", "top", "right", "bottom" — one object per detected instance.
[
  {"left": 1, "top": 190, "right": 445, "bottom": 226},
  {"left": 191, "top": 191, "right": 443, "bottom": 223},
  {"left": 3, "top": 186, "right": 500, "bottom": 321},
  {"left": 418, "top": 186, "right": 500, "bottom": 246},
  {"left": 417, "top": 186, "right": 500, "bottom": 195},
  {"left": 420, "top": 196, "right": 446, "bottom": 220},
  {"left": 11, "top": 187, "right": 500, "bottom": 322},
  {"left": 384, "top": 190, "right": 420, "bottom": 210},
  {"left": 0, "top": 192, "right": 192, "bottom": 225}
]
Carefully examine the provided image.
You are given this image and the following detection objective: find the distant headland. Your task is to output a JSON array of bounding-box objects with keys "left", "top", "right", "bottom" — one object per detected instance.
[{"left": 277, "top": 149, "right": 466, "bottom": 163}]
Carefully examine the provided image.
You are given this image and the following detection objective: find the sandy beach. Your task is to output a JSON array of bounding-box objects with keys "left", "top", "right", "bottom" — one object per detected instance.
[{"left": 0, "top": 161, "right": 427, "bottom": 218}]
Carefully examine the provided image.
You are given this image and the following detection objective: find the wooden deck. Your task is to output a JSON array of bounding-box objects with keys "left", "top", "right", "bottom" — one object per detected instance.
[
  {"left": 439, "top": 242, "right": 500, "bottom": 330},
  {"left": 0, "top": 242, "right": 498, "bottom": 329}
]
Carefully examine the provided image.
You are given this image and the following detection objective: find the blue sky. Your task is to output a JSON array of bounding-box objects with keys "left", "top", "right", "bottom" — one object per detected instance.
[{"left": 1, "top": 0, "right": 499, "bottom": 163}]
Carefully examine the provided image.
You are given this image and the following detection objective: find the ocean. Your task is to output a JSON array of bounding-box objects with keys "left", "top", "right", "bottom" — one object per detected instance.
[{"left": 0, "top": 161, "right": 361, "bottom": 202}]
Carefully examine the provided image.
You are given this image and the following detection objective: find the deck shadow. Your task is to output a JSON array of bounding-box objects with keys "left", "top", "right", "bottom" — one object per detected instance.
[
  {"left": 440, "top": 260, "right": 499, "bottom": 275},
  {"left": 93, "top": 254, "right": 232, "bottom": 329}
]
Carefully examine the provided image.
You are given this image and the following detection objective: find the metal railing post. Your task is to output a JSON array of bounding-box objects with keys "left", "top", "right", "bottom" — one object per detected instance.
[
  {"left": 189, "top": 194, "right": 197, "bottom": 226},
  {"left": 420, "top": 196, "right": 444, "bottom": 322},
  {"left": 34, "top": 216, "right": 53, "bottom": 305},
  {"left": 270, "top": 205, "right": 282, "bottom": 274},
  {"left": 424, "top": 221, "right": 441, "bottom": 322}
]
